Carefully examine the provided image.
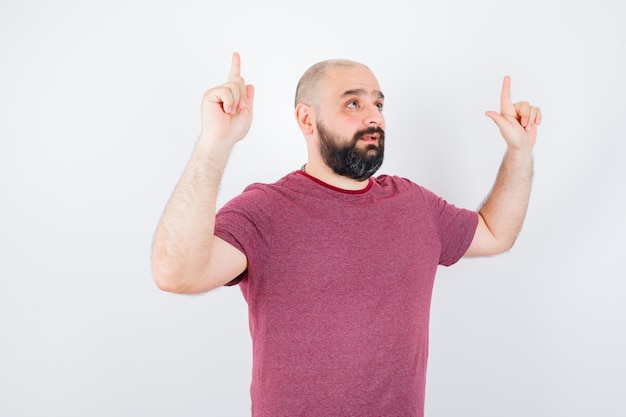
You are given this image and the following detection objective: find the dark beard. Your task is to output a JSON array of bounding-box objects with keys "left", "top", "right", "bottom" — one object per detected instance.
[{"left": 317, "top": 122, "right": 385, "bottom": 181}]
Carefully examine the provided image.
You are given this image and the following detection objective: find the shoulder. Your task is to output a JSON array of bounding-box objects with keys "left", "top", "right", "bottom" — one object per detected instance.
[
  {"left": 373, "top": 174, "right": 431, "bottom": 197},
  {"left": 223, "top": 171, "right": 307, "bottom": 211},
  {"left": 372, "top": 174, "right": 465, "bottom": 213},
  {"left": 374, "top": 174, "right": 411, "bottom": 186},
  {"left": 243, "top": 171, "right": 302, "bottom": 191}
]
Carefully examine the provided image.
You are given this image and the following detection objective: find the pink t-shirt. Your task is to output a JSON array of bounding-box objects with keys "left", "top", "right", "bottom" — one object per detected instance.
[{"left": 215, "top": 170, "right": 478, "bottom": 417}]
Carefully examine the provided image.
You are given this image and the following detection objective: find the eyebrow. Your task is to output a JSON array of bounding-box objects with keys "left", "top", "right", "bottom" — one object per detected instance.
[{"left": 341, "top": 88, "right": 385, "bottom": 100}]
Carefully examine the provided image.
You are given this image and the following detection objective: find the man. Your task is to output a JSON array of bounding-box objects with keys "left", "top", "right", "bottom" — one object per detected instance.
[{"left": 151, "top": 52, "right": 541, "bottom": 416}]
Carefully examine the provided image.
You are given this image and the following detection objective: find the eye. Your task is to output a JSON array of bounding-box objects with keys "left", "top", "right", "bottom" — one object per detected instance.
[
  {"left": 346, "top": 100, "right": 359, "bottom": 109},
  {"left": 375, "top": 102, "right": 384, "bottom": 111}
]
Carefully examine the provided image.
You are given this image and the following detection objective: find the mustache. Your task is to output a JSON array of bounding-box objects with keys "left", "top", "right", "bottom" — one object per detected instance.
[{"left": 352, "top": 126, "right": 385, "bottom": 143}]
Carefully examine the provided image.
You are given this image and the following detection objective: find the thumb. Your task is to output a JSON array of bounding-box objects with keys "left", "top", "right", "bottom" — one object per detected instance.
[{"left": 485, "top": 110, "right": 506, "bottom": 129}]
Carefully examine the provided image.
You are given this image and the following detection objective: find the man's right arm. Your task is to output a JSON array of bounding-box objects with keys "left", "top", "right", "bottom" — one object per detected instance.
[{"left": 151, "top": 53, "right": 254, "bottom": 294}]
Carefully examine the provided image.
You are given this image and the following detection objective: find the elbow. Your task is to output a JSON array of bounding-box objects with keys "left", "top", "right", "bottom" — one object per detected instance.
[
  {"left": 495, "top": 241, "right": 515, "bottom": 256},
  {"left": 153, "top": 275, "right": 179, "bottom": 293},
  {"left": 465, "top": 231, "right": 517, "bottom": 258},
  {"left": 497, "top": 231, "right": 518, "bottom": 254},
  {"left": 469, "top": 213, "right": 520, "bottom": 257},
  {"left": 151, "top": 256, "right": 214, "bottom": 294},
  {"left": 486, "top": 235, "right": 516, "bottom": 256},
  {"left": 152, "top": 262, "right": 183, "bottom": 293},
  {"left": 152, "top": 269, "right": 201, "bottom": 294},
  {"left": 491, "top": 236, "right": 517, "bottom": 256},
  {"left": 151, "top": 255, "right": 191, "bottom": 294},
  {"left": 151, "top": 243, "right": 191, "bottom": 293}
]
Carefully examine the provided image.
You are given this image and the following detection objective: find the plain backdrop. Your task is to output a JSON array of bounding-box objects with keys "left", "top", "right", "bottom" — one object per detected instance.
[{"left": 1, "top": 0, "right": 625, "bottom": 416}]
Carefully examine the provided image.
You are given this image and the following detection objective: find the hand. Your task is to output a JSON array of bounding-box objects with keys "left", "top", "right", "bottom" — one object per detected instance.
[
  {"left": 199, "top": 52, "right": 255, "bottom": 145},
  {"left": 485, "top": 76, "right": 541, "bottom": 151}
]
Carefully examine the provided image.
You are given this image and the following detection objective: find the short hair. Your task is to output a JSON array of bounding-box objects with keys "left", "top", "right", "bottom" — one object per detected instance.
[{"left": 294, "top": 59, "right": 367, "bottom": 109}]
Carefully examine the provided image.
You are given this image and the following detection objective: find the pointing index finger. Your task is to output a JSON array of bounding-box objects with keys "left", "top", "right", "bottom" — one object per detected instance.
[
  {"left": 228, "top": 52, "right": 241, "bottom": 81},
  {"left": 500, "top": 75, "right": 515, "bottom": 116},
  {"left": 500, "top": 75, "right": 512, "bottom": 108}
]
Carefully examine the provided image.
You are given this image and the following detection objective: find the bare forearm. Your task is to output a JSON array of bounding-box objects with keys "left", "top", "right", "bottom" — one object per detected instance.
[
  {"left": 151, "top": 139, "right": 233, "bottom": 291},
  {"left": 478, "top": 148, "right": 534, "bottom": 252},
  {"left": 150, "top": 53, "right": 254, "bottom": 292},
  {"left": 465, "top": 76, "right": 540, "bottom": 257}
]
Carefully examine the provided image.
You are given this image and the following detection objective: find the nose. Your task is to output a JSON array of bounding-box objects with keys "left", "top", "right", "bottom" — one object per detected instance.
[{"left": 363, "top": 104, "right": 384, "bottom": 128}]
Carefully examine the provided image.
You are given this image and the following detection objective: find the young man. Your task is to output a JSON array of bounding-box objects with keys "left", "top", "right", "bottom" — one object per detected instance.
[{"left": 152, "top": 52, "right": 541, "bottom": 416}]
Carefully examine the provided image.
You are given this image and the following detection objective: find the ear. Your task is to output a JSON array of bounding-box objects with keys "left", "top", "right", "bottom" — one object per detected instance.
[{"left": 295, "top": 103, "right": 314, "bottom": 135}]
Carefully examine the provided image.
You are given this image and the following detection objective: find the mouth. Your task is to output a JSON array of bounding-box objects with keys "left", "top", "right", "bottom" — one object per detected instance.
[{"left": 358, "top": 132, "right": 380, "bottom": 145}]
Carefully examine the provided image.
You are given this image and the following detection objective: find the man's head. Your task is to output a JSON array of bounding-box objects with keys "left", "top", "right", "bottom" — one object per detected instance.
[{"left": 295, "top": 59, "right": 386, "bottom": 181}]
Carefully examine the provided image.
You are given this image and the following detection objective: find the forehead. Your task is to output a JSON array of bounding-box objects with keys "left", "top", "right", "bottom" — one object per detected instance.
[{"left": 320, "top": 64, "right": 383, "bottom": 100}]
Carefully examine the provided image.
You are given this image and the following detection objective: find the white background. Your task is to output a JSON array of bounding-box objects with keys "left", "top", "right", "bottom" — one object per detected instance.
[{"left": 1, "top": 0, "right": 625, "bottom": 416}]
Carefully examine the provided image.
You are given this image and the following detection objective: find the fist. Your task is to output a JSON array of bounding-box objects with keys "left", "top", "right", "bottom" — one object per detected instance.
[{"left": 200, "top": 52, "right": 255, "bottom": 145}]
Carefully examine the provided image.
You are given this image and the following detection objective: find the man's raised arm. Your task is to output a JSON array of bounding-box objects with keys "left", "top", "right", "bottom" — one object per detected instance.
[
  {"left": 465, "top": 76, "right": 542, "bottom": 257},
  {"left": 151, "top": 52, "right": 254, "bottom": 294}
]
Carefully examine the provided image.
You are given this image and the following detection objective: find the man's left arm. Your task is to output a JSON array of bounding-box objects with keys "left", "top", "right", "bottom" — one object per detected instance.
[{"left": 465, "top": 76, "right": 542, "bottom": 257}]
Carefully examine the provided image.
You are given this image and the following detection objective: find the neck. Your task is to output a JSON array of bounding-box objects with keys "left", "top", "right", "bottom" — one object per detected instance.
[{"left": 301, "top": 162, "right": 371, "bottom": 191}]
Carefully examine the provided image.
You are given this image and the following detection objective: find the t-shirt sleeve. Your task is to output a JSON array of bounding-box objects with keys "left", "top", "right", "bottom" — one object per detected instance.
[
  {"left": 214, "top": 184, "right": 273, "bottom": 285},
  {"left": 422, "top": 188, "right": 479, "bottom": 266}
]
